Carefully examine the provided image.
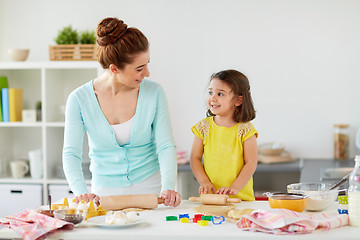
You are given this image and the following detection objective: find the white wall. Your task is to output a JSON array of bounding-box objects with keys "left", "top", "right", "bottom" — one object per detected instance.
[{"left": 1, "top": 0, "right": 359, "bottom": 159}]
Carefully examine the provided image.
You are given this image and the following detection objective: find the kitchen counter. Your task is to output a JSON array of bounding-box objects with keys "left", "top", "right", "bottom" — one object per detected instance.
[
  {"left": 300, "top": 158, "right": 354, "bottom": 183},
  {"left": 1, "top": 200, "right": 359, "bottom": 240},
  {"left": 178, "top": 160, "right": 303, "bottom": 196},
  {"left": 178, "top": 159, "right": 303, "bottom": 172}
]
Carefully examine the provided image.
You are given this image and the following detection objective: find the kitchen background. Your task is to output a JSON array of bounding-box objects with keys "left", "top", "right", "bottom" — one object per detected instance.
[
  {"left": 0, "top": 0, "right": 360, "bottom": 220},
  {"left": 1, "top": 0, "right": 360, "bottom": 159}
]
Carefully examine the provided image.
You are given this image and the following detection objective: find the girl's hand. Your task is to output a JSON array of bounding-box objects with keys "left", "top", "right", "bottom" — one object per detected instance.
[
  {"left": 160, "top": 190, "right": 181, "bottom": 207},
  {"left": 199, "top": 182, "right": 215, "bottom": 195},
  {"left": 216, "top": 186, "right": 240, "bottom": 195},
  {"left": 75, "top": 193, "right": 100, "bottom": 205}
]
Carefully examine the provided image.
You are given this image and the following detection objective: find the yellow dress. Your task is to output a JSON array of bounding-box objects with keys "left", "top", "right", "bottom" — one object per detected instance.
[{"left": 191, "top": 116, "right": 258, "bottom": 201}]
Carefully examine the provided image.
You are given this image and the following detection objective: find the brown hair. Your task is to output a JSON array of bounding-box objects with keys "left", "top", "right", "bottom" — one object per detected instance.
[
  {"left": 96, "top": 17, "right": 149, "bottom": 69},
  {"left": 206, "top": 69, "right": 256, "bottom": 122}
]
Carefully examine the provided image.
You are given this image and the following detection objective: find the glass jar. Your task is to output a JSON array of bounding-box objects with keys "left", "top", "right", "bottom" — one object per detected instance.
[{"left": 334, "top": 124, "right": 349, "bottom": 160}]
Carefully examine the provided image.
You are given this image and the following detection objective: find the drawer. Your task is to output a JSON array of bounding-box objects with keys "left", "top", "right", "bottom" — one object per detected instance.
[
  {"left": 0, "top": 184, "right": 42, "bottom": 217},
  {"left": 48, "top": 184, "right": 90, "bottom": 203}
]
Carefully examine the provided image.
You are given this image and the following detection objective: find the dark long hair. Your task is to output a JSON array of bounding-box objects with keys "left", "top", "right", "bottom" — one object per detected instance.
[{"left": 206, "top": 69, "right": 256, "bottom": 122}]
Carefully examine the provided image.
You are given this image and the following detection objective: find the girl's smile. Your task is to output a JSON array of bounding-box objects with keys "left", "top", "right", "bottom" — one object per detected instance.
[{"left": 208, "top": 78, "right": 240, "bottom": 118}]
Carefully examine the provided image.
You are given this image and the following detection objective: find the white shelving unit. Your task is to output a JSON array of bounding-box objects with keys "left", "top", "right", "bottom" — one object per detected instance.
[{"left": 0, "top": 61, "right": 101, "bottom": 207}]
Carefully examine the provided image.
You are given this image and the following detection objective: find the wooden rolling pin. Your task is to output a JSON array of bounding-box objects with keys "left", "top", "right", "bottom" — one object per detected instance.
[
  {"left": 189, "top": 194, "right": 241, "bottom": 205},
  {"left": 100, "top": 194, "right": 165, "bottom": 210}
]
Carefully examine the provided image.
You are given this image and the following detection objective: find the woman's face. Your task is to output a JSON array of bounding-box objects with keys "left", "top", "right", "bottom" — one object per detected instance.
[{"left": 117, "top": 50, "right": 150, "bottom": 88}]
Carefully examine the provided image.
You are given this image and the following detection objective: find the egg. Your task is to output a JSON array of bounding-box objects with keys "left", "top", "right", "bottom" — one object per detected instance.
[
  {"left": 105, "top": 214, "right": 116, "bottom": 224},
  {"left": 126, "top": 211, "right": 139, "bottom": 223},
  {"left": 69, "top": 199, "right": 78, "bottom": 209},
  {"left": 114, "top": 217, "right": 128, "bottom": 225},
  {"left": 113, "top": 211, "right": 126, "bottom": 219},
  {"left": 77, "top": 200, "right": 88, "bottom": 212}
]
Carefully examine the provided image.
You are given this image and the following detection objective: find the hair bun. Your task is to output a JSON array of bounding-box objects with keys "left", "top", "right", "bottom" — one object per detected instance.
[{"left": 97, "top": 17, "right": 128, "bottom": 46}]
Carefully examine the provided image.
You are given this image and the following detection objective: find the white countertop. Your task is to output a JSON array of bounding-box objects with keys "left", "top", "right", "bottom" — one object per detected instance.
[{"left": 1, "top": 200, "right": 359, "bottom": 240}]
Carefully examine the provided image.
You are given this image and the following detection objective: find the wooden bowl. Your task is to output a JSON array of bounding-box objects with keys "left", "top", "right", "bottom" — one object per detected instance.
[
  {"left": 258, "top": 142, "right": 284, "bottom": 156},
  {"left": 8, "top": 49, "right": 30, "bottom": 61},
  {"left": 38, "top": 210, "right": 54, "bottom": 217}
]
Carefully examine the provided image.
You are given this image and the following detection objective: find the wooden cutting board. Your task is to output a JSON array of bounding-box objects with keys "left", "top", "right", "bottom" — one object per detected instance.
[{"left": 194, "top": 204, "right": 238, "bottom": 223}]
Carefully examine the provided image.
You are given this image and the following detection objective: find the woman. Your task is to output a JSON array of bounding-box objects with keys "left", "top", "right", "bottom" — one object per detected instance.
[{"left": 62, "top": 17, "right": 181, "bottom": 207}]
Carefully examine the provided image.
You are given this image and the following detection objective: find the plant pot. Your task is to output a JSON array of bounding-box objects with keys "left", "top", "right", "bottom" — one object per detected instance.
[{"left": 49, "top": 44, "right": 97, "bottom": 61}]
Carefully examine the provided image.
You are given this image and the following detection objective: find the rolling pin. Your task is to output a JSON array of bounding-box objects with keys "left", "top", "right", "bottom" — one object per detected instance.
[
  {"left": 189, "top": 194, "right": 241, "bottom": 205},
  {"left": 100, "top": 194, "right": 165, "bottom": 210}
]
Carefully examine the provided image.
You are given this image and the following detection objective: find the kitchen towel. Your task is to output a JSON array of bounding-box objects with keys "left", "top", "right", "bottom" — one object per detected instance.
[
  {"left": 0, "top": 209, "right": 74, "bottom": 240},
  {"left": 237, "top": 208, "right": 349, "bottom": 235}
]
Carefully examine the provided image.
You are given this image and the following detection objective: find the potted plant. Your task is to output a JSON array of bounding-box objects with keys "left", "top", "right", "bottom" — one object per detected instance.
[
  {"left": 49, "top": 26, "right": 97, "bottom": 61},
  {"left": 36, "top": 101, "right": 41, "bottom": 121},
  {"left": 54, "top": 25, "right": 79, "bottom": 44},
  {"left": 80, "top": 30, "right": 96, "bottom": 44},
  {"left": 79, "top": 30, "right": 97, "bottom": 60}
]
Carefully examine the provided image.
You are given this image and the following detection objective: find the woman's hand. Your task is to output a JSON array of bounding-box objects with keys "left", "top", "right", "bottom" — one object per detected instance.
[
  {"left": 75, "top": 193, "right": 100, "bottom": 205},
  {"left": 216, "top": 186, "right": 240, "bottom": 195},
  {"left": 160, "top": 190, "right": 181, "bottom": 207},
  {"left": 199, "top": 181, "right": 215, "bottom": 195}
]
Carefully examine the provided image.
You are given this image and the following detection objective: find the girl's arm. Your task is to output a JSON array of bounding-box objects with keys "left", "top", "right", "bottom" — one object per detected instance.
[
  {"left": 190, "top": 135, "right": 215, "bottom": 194},
  {"left": 216, "top": 135, "right": 258, "bottom": 195}
]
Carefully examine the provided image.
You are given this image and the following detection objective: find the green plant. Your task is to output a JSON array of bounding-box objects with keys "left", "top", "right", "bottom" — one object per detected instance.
[
  {"left": 80, "top": 30, "right": 96, "bottom": 44},
  {"left": 36, "top": 101, "right": 41, "bottom": 110},
  {"left": 55, "top": 25, "right": 79, "bottom": 44}
]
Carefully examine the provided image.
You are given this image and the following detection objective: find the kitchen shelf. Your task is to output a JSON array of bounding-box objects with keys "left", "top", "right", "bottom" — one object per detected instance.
[{"left": 0, "top": 61, "right": 101, "bottom": 207}]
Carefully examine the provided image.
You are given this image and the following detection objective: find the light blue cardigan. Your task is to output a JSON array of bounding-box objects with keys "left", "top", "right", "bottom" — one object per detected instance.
[{"left": 62, "top": 79, "right": 177, "bottom": 196}]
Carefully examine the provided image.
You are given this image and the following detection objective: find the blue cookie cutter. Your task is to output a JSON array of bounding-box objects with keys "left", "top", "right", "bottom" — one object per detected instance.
[{"left": 211, "top": 216, "right": 225, "bottom": 225}]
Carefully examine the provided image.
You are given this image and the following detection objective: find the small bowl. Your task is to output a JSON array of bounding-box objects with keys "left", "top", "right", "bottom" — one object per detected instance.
[
  {"left": 8, "top": 48, "right": 30, "bottom": 61},
  {"left": 265, "top": 192, "right": 308, "bottom": 212},
  {"left": 287, "top": 182, "right": 339, "bottom": 211},
  {"left": 54, "top": 209, "right": 86, "bottom": 226},
  {"left": 258, "top": 142, "right": 284, "bottom": 156}
]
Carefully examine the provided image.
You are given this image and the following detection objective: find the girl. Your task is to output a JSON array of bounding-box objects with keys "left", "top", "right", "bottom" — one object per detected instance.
[{"left": 190, "top": 69, "right": 258, "bottom": 201}]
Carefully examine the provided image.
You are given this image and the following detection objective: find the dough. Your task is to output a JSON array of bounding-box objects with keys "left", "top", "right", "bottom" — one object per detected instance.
[
  {"left": 122, "top": 208, "right": 149, "bottom": 212},
  {"left": 227, "top": 208, "right": 254, "bottom": 219},
  {"left": 194, "top": 204, "right": 235, "bottom": 216}
]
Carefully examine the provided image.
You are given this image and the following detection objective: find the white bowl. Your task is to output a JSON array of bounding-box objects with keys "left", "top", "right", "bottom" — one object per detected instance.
[
  {"left": 8, "top": 49, "right": 30, "bottom": 61},
  {"left": 287, "top": 182, "right": 339, "bottom": 211}
]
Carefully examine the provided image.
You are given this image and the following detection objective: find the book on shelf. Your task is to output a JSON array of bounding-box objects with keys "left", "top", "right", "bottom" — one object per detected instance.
[
  {"left": 9, "top": 88, "right": 23, "bottom": 122},
  {"left": 1, "top": 88, "right": 9, "bottom": 122},
  {"left": 0, "top": 76, "right": 9, "bottom": 122}
]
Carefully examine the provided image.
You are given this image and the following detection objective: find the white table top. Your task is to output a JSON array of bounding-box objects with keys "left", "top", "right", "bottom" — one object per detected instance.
[{"left": 1, "top": 200, "right": 359, "bottom": 240}]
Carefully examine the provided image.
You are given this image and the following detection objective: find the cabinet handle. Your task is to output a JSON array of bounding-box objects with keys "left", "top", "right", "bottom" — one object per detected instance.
[
  {"left": 10, "top": 190, "right": 22, "bottom": 194},
  {"left": 68, "top": 190, "right": 73, "bottom": 194}
]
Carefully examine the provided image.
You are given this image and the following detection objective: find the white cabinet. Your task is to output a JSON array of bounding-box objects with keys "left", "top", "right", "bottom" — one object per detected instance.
[
  {"left": 0, "top": 61, "right": 101, "bottom": 207},
  {"left": 0, "top": 184, "right": 42, "bottom": 217},
  {"left": 48, "top": 184, "right": 91, "bottom": 203}
]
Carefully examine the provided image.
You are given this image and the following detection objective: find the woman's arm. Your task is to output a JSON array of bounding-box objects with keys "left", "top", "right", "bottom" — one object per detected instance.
[
  {"left": 62, "top": 92, "right": 89, "bottom": 196},
  {"left": 190, "top": 135, "right": 215, "bottom": 194},
  {"left": 153, "top": 86, "right": 180, "bottom": 207},
  {"left": 216, "top": 135, "right": 257, "bottom": 195}
]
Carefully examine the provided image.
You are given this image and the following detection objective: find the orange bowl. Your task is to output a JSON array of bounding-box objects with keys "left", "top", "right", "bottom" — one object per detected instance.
[{"left": 266, "top": 192, "right": 308, "bottom": 212}]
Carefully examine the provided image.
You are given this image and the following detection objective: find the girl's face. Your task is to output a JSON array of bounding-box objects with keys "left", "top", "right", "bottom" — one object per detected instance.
[
  {"left": 207, "top": 78, "right": 242, "bottom": 118},
  {"left": 116, "top": 50, "right": 150, "bottom": 88}
]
